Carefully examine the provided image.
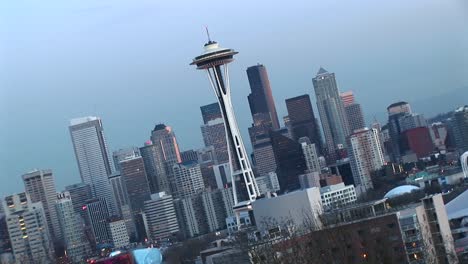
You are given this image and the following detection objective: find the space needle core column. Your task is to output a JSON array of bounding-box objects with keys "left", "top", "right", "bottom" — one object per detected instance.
[{"left": 191, "top": 39, "right": 259, "bottom": 204}]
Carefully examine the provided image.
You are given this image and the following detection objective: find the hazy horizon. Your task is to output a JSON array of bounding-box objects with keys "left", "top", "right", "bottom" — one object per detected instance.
[{"left": 1, "top": 0, "right": 467, "bottom": 197}]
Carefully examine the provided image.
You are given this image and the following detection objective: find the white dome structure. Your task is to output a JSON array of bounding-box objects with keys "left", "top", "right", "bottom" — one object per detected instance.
[{"left": 384, "top": 185, "right": 420, "bottom": 199}]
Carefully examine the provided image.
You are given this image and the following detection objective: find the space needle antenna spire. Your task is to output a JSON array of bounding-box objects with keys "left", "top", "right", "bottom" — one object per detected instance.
[{"left": 205, "top": 26, "right": 211, "bottom": 42}]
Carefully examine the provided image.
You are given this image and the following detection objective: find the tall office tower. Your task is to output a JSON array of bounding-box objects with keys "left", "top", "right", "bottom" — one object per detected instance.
[
  {"left": 108, "top": 219, "right": 129, "bottom": 249},
  {"left": 3, "top": 193, "right": 54, "bottom": 264},
  {"left": 398, "top": 113, "right": 427, "bottom": 132},
  {"left": 313, "top": 68, "right": 350, "bottom": 162},
  {"left": 246, "top": 64, "right": 280, "bottom": 130},
  {"left": 339, "top": 91, "right": 355, "bottom": 106},
  {"left": 65, "top": 183, "right": 93, "bottom": 216},
  {"left": 285, "top": 94, "right": 322, "bottom": 150},
  {"left": 197, "top": 146, "right": 219, "bottom": 190},
  {"left": 143, "top": 192, "right": 179, "bottom": 242},
  {"left": 171, "top": 161, "right": 205, "bottom": 199},
  {"left": 201, "top": 190, "right": 228, "bottom": 232},
  {"left": 180, "top": 149, "right": 199, "bottom": 163},
  {"left": 299, "top": 137, "right": 321, "bottom": 173},
  {"left": 150, "top": 124, "right": 182, "bottom": 194},
  {"left": 271, "top": 128, "right": 308, "bottom": 193},
  {"left": 200, "top": 102, "right": 223, "bottom": 124},
  {"left": 386, "top": 102, "right": 412, "bottom": 162},
  {"left": 452, "top": 105, "right": 468, "bottom": 152},
  {"left": 201, "top": 118, "right": 229, "bottom": 163},
  {"left": 252, "top": 134, "right": 277, "bottom": 176},
  {"left": 108, "top": 172, "right": 137, "bottom": 241},
  {"left": 82, "top": 199, "right": 111, "bottom": 248},
  {"left": 120, "top": 155, "right": 151, "bottom": 215},
  {"left": 108, "top": 172, "right": 129, "bottom": 216},
  {"left": 177, "top": 195, "right": 209, "bottom": 238},
  {"left": 140, "top": 141, "right": 163, "bottom": 194},
  {"left": 55, "top": 192, "right": 90, "bottom": 263},
  {"left": 348, "top": 128, "right": 385, "bottom": 195},
  {"left": 69, "top": 116, "right": 117, "bottom": 215},
  {"left": 340, "top": 91, "right": 366, "bottom": 133},
  {"left": 22, "top": 169, "right": 61, "bottom": 242},
  {"left": 191, "top": 38, "right": 259, "bottom": 204},
  {"left": 112, "top": 147, "right": 141, "bottom": 172}
]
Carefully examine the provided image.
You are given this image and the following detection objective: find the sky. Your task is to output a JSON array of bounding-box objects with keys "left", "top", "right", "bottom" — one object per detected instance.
[{"left": 0, "top": 0, "right": 467, "bottom": 197}]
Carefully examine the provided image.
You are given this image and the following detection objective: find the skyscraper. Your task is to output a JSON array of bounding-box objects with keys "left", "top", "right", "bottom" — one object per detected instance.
[
  {"left": 313, "top": 68, "right": 350, "bottom": 162},
  {"left": 200, "top": 102, "right": 223, "bottom": 124},
  {"left": 270, "top": 128, "right": 308, "bottom": 193},
  {"left": 120, "top": 155, "right": 151, "bottom": 215},
  {"left": 386, "top": 101, "right": 412, "bottom": 162},
  {"left": 55, "top": 192, "right": 90, "bottom": 263},
  {"left": 246, "top": 64, "right": 280, "bottom": 130},
  {"left": 65, "top": 183, "right": 93, "bottom": 216},
  {"left": 69, "top": 116, "right": 117, "bottom": 215},
  {"left": 3, "top": 193, "right": 54, "bottom": 264},
  {"left": 112, "top": 147, "right": 141, "bottom": 173},
  {"left": 348, "top": 128, "right": 385, "bottom": 195},
  {"left": 191, "top": 38, "right": 259, "bottom": 204},
  {"left": 82, "top": 198, "right": 111, "bottom": 248},
  {"left": 285, "top": 94, "right": 322, "bottom": 150},
  {"left": 150, "top": 124, "right": 182, "bottom": 194},
  {"left": 340, "top": 91, "right": 366, "bottom": 133},
  {"left": 201, "top": 118, "right": 229, "bottom": 164},
  {"left": 171, "top": 161, "right": 205, "bottom": 199},
  {"left": 143, "top": 192, "right": 179, "bottom": 242},
  {"left": 252, "top": 134, "right": 277, "bottom": 176},
  {"left": 22, "top": 169, "right": 61, "bottom": 242}
]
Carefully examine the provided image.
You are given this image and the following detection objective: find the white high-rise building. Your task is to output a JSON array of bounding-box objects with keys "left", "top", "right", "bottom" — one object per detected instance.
[
  {"left": 172, "top": 161, "right": 205, "bottom": 199},
  {"left": 69, "top": 116, "right": 117, "bottom": 215},
  {"left": 55, "top": 192, "right": 90, "bottom": 263},
  {"left": 143, "top": 192, "right": 179, "bottom": 242},
  {"left": 3, "top": 193, "right": 54, "bottom": 264},
  {"left": 22, "top": 169, "right": 61, "bottom": 241},
  {"left": 108, "top": 220, "right": 129, "bottom": 249},
  {"left": 299, "top": 137, "right": 321, "bottom": 173},
  {"left": 348, "top": 128, "right": 385, "bottom": 195}
]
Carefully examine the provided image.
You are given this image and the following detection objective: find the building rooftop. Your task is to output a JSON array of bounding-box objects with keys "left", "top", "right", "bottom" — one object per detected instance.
[
  {"left": 387, "top": 101, "right": 409, "bottom": 110},
  {"left": 70, "top": 116, "right": 98, "bottom": 126},
  {"left": 316, "top": 67, "right": 328, "bottom": 75}
]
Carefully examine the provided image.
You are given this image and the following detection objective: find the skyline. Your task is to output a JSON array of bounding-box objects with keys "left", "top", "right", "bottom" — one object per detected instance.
[{"left": 1, "top": 0, "right": 468, "bottom": 196}]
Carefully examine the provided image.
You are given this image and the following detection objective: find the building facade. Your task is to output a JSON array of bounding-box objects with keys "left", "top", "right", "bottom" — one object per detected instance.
[
  {"left": 285, "top": 94, "right": 322, "bottom": 150},
  {"left": 348, "top": 128, "right": 385, "bottom": 195},
  {"left": 120, "top": 155, "right": 151, "bottom": 215},
  {"left": 201, "top": 118, "right": 229, "bottom": 164},
  {"left": 108, "top": 220, "right": 129, "bottom": 249},
  {"left": 313, "top": 68, "right": 350, "bottom": 162},
  {"left": 172, "top": 161, "right": 205, "bottom": 199},
  {"left": 69, "top": 116, "right": 117, "bottom": 215},
  {"left": 22, "top": 169, "right": 61, "bottom": 242},
  {"left": 246, "top": 64, "right": 280, "bottom": 130},
  {"left": 55, "top": 192, "right": 90, "bottom": 263},
  {"left": 143, "top": 192, "right": 179, "bottom": 242},
  {"left": 83, "top": 199, "right": 111, "bottom": 248},
  {"left": 3, "top": 193, "right": 54, "bottom": 264},
  {"left": 320, "top": 183, "right": 357, "bottom": 209}
]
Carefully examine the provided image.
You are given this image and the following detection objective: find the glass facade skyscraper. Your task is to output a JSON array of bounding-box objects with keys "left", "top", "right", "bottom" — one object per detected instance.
[
  {"left": 312, "top": 68, "right": 350, "bottom": 162},
  {"left": 247, "top": 64, "right": 280, "bottom": 130},
  {"left": 69, "top": 116, "right": 117, "bottom": 215}
]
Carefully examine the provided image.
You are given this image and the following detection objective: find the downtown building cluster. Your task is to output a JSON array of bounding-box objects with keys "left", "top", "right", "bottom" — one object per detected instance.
[{"left": 1, "top": 44, "right": 468, "bottom": 264}]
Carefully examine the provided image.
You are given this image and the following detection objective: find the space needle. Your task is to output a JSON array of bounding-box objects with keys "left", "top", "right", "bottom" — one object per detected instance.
[{"left": 191, "top": 33, "right": 260, "bottom": 210}]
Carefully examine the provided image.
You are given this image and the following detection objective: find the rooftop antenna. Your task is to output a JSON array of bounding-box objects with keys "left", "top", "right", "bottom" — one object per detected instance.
[{"left": 205, "top": 26, "right": 211, "bottom": 42}]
